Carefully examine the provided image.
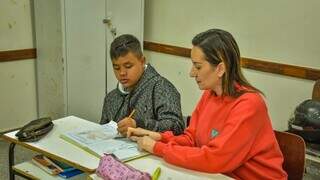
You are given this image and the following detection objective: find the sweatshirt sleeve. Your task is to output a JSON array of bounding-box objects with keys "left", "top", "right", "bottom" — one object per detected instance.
[
  {"left": 153, "top": 93, "right": 267, "bottom": 173},
  {"left": 142, "top": 79, "right": 185, "bottom": 135},
  {"left": 159, "top": 126, "right": 195, "bottom": 146}
]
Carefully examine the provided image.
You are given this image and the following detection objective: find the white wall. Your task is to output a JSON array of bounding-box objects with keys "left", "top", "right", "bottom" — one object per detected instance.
[
  {"left": 144, "top": 0, "right": 320, "bottom": 130},
  {"left": 0, "top": 0, "right": 37, "bottom": 132},
  {"left": 34, "top": 0, "right": 65, "bottom": 120}
]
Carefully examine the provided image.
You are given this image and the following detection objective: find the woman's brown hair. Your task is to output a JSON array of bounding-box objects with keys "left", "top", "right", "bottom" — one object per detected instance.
[{"left": 192, "top": 29, "right": 263, "bottom": 97}]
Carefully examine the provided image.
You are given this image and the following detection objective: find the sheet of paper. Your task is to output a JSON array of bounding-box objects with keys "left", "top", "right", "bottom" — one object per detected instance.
[{"left": 91, "top": 138, "right": 141, "bottom": 159}]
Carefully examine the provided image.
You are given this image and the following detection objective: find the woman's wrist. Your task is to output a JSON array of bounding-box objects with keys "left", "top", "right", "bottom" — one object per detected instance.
[{"left": 149, "top": 131, "right": 161, "bottom": 141}]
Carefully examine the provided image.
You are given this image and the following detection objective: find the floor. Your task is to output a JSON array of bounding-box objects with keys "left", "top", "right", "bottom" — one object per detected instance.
[{"left": 0, "top": 139, "right": 319, "bottom": 180}]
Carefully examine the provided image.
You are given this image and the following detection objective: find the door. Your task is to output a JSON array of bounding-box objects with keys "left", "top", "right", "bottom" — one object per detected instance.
[
  {"left": 64, "top": 0, "right": 144, "bottom": 122},
  {"left": 105, "top": 0, "right": 144, "bottom": 93},
  {"left": 63, "top": 0, "right": 106, "bottom": 122}
]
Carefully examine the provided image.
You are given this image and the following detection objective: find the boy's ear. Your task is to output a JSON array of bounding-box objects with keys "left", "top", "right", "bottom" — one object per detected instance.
[
  {"left": 216, "top": 62, "right": 225, "bottom": 77},
  {"left": 140, "top": 56, "right": 146, "bottom": 64}
]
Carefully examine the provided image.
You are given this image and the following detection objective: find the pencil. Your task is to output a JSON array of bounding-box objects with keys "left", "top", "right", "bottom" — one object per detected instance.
[
  {"left": 115, "top": 109, "right": 136, "bottom": 138},
  {"left": 128, "top": 109, "right": 136, "bottom": 118}
]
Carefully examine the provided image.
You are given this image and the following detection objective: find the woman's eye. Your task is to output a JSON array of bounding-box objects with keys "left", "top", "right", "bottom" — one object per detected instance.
[
  {"left": 113, "top": 66, "right": 120, "bottom": 70},
  {"left": 195, "top": 65, "right": 201, "bottom": 70}
]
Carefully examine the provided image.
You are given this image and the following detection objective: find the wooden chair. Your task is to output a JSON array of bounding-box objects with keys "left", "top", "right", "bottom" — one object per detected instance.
[
  {"left": 312, "top": 79, "right": 320, "bottom": 101},
  {"left": 274, "top": 130, "right": 306, "bottom": 180}
]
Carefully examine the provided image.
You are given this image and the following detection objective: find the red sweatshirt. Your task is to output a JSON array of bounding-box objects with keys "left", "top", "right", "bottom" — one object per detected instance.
[{"left": 153, "top": 90, "right": 287, "bottom": 180}]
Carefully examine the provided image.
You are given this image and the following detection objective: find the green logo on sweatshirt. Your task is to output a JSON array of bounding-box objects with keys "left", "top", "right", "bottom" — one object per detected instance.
[{"left": 211, "top": 129, "right": 219, "bottom": 138}]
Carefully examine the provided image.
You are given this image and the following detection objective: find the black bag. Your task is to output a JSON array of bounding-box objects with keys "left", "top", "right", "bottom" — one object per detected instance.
[{"left": 15, "top": 117, "right": 54, "bottom": 142}]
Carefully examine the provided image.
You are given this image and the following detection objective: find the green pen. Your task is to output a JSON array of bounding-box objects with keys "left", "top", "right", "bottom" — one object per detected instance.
[{"left": 152, "top": 167, "right": 161, "bottom": 180}]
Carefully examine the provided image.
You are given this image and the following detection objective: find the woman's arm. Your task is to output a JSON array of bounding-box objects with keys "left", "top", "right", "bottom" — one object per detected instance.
[
  {"left": 153, "top": 94, "right": 268, "bottom": 173},
  {"left": 158, "top": 91, "right": 207, "bottom": 146}
]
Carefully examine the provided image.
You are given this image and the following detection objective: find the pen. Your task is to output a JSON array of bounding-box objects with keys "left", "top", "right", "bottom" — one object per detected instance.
[
  {"left": 152, "top": 167, "right": 161, "bottom": 180},
  {"left": 128, "top": 109, "right": 136, "bottom": 118}
]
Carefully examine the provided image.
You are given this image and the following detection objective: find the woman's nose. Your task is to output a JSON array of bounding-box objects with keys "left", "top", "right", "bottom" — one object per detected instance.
[{"left": 189, "top": 67, "right": 196, "bottom": 77}]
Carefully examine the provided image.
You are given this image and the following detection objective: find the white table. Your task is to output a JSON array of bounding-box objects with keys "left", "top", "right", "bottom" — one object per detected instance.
[
  {"left": 2, "top": 116, "right": 101, "bottom": 173},
  {"left": 2, "top": 116, "right": 232, "bottom": 180}
]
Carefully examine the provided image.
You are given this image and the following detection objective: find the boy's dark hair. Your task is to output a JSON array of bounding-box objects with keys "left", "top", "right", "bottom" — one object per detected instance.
[{"left": 109, "top": 34, "right": 143, "bottom": 60}]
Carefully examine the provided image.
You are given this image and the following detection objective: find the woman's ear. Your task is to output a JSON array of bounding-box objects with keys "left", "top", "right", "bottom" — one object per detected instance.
[{"left": 216, "top": 62, "right": 225, "bottom": 78}]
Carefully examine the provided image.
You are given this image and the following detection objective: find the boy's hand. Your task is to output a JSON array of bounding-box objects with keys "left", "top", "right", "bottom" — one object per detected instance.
[{"left": 117, "top": 117, "right": 136, "bottom": 136}]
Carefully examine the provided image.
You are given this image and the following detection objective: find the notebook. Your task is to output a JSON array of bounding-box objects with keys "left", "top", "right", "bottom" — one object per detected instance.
[{"left": 60, "top": 121, "right": 148, "bottom": 161}]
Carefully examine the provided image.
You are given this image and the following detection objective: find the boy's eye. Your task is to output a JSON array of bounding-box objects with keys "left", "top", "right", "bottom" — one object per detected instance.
[
  {"left": 113, "top": 66, "right": 120, "bottom": 70},
  {"left": 124, "top": 64, "right": 133, "bottom": 69}
]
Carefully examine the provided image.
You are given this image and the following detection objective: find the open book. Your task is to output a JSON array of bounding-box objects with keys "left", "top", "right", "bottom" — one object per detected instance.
[{"left": 60, "top": 121, "right": 148, "bottom": 161}]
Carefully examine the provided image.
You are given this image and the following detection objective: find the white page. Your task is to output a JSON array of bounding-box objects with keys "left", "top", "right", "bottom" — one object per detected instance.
[
  {"left": 91, "top": 138, "right": 143, "bottom": 160},
  {"left": 61, "top": 120, "right": 147, "bottom": 160}
]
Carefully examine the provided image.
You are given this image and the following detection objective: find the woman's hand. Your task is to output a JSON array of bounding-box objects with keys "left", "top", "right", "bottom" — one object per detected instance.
[
  {"left": 130, "top": 136, "right": 156, "bottom": 153},
  {"left": 127, "top": 127, "right": 161, "bottom": 141}
]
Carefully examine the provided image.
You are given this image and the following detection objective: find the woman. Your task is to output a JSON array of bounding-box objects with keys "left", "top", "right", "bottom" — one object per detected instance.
[
  {"left": 127, "top": 29, "right": 287, "bottom": 179},
  {"left": 101, "top": 34, "right": 184, "bottom": 136}
]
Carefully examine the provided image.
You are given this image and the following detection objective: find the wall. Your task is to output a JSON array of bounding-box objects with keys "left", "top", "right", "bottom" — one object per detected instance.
[
  {"left": 144, "top": 0, "right": 320, "bottom": 130},
  {"left": 0, "top": 0, "right": 37, "bottom": 132},
  {"left": 34, "top": 0, "right": 65, "bottom": 120}
]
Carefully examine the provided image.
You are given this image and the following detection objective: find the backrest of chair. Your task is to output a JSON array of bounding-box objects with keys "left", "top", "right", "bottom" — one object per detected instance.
[
  {"left": 274, "top": 130, "right": 306, "bottom": 180},
  {"left": 186, "top": 116, "right": 191, "bottom": 127},
  {"left": 312, "top": 79, "right": 320, "bottom": 101}
]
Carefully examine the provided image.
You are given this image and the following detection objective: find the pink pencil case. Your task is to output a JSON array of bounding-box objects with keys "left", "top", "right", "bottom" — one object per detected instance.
[{"left": 96, "top": 154, "right": 151, "bottom": 180}]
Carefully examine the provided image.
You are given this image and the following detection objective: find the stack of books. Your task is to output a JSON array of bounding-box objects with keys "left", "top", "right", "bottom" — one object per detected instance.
[{"left": 32, "top": 154, "right": 83, "bottom": 178}]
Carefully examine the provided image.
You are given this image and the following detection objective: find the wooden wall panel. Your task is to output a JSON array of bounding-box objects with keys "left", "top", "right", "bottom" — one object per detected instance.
[
  {"left": 144, "top": 41, "right": 320, "bottom": 81},
  {"left": 0, "top": 48, "right": 36, "bottom": 62},
  {"left": 1, "top": 44, "right": 319, "bottom": 81}
]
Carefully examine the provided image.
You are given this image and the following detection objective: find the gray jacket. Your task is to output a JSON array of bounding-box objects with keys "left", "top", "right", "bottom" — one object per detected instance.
[{"left": 100, "top": 64, "right": 184, "bottom": 135}]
